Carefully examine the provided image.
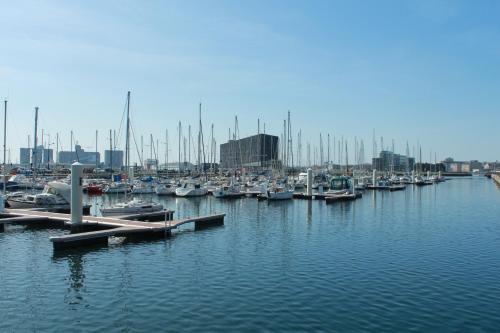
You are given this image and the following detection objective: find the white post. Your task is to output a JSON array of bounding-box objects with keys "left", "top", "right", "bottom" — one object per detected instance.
[
  {"left": 306, "top": 168, "right": 313, "bottom": 196},
  {"left": 372, "top": 169, "right": 377, "bottom": 186},
  {"left": 129, "top": 166, "right": 134, "bottom": 180},
  {"left": 71, "top": 162, "right": 84, "bottom": 226},
  {"left": 411, "top": 170, "right": 415, "bottom": 183},
  {"left": 0, "top": 194, "right": 4, "bottom": 213},
  {"left": 427, "top": 170, "right": 430, "bottom": 179}
]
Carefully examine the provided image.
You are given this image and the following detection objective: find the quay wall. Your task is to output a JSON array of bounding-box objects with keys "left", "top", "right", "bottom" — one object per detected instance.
[{"left": 492, "top": 173, "right": 500, "bottom": 186}]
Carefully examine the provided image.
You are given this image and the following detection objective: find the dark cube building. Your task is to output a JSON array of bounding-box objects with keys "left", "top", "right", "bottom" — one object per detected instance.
[{"left": 220, "top": 134, "right": 279, "bottom": 169}]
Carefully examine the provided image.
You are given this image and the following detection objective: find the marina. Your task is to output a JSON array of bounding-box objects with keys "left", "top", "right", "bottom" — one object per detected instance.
[
  {"left": 1, "top": 176, "right": 499, "bottom": 332},
  {"left": 2, "top": 1, "right": 500, "bottom": 331}
]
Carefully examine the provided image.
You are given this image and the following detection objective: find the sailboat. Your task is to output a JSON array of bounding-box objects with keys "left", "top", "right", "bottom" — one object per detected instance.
[
  {"left": 100, "top": 197, "right": 163, "bottom": 216},
  {"left": 175, "top": 181, "right": 207, "bottom": 197},
  {"left": 213, "top": 178, "right": 244, "bottom": 198}
]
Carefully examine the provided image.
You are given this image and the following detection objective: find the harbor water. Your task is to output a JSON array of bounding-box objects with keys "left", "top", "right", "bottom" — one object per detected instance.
[{"left": 1, "top": 177, "right": 499, "bottom": 332}]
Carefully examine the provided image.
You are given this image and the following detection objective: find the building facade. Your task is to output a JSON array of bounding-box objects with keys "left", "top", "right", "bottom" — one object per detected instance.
[
  {"left": 442, "top": 158, "right": 471, "bottom": 173},
  {"left": 58, "top": 145, "right": 100, "bottom": 165},
  {"left": 220, "top": 134, "right": 279, "bottom": 169},
  {"left": 104, "top": 150, "right": 124, "bottom": 169},
  {"left": 372, "top": 150, "right": 415, "bottom": 172},
  {"left": 19, "top": 146, "right": 53, "bottom": 166}
]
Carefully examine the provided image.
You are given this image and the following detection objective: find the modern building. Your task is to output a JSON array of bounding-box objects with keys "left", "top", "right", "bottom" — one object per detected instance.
[
  {"left": 19, "top": 146, "right": 53, "bottom": 166},
  {"left": 160, "top": 162, "right": 195, "bottom": 172},
  {"left": 58, "top": 145, "right": 100, "bottom": 165},
  {"left": 442, "top": 158, "right": 471, "bottom": 173},
  {"left": 104, "top": 150, "right": 124, "bottom": 170},
  {"left": 220, "top": 134, "right": 279, "bottom": 169},
  {"left": 372, "top": 150, "right": 415, "bottom": 172}
]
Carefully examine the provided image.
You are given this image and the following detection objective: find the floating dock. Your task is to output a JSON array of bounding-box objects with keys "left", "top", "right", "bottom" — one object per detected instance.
[{"left": 0, "top": 208, "right": 225, "bottom": 250}]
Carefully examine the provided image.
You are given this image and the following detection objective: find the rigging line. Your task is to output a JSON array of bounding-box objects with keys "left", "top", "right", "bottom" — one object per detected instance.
[
  {"left": 115, "top": 97, "right": 128, "bottom": 149},
  {"left": 129, "top": 121, "right": 143, "bottom": 167}
]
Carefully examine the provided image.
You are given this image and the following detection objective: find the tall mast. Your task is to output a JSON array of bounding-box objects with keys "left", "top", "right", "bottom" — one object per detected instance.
[
  {"left": 210, "top": 124, "right": 214, "bottom": 174},
  {"left": 56, "top": 132, "right": 59, "bottom": 165},
  {"left": 95, "top": 130, "right": 98, "bottom": 170},
  {"left": 188, "top": 125, "right": 191, "bottom": 166},
  {"left": 198, "top": 103, "right": 202, "bottom": 172},
  {"left": 109, "top": 129, "right": 113, "bottom": 172},
  {"left": 178, "top": 121, "right": 181, "bottom": 175},
  {"left": 165, "top": 129, "right": 168, "bottom": 170},
  {"left": 3, "top": 100, "right": 7, "bottom": 194},
  {"left": 33, "top": 107, "right": 38, "bottom": 180},
  {"left": 125, "top": 91, "right": 131, "bottom": 177}
]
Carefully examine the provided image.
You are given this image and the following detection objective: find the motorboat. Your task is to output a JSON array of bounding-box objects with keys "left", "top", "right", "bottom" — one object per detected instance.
[
  {"left": 326, "top": 176, "right": 352, "bottom": 195},
  {"left": 6, "top": 181, "right": 91, "bottom": 213},
  {"left": 100, "top": 198, "right": 163, "bottom": 216},
  {"left": 258, "top": 182, "right": 294, "bottom": 201}
]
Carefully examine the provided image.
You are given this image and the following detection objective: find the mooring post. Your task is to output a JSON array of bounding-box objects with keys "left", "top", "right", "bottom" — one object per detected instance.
[
  {"left": 71, "top": 162, "right": 84, "bottom": 233},
  {"left": 164, "top": 209, "right": 172, "bottom": 237},
  {"left": 306, "top": 168, "right": 313, "bottom": 197},
  {"left": 0, "top": 194, "right": 5, "bottom": 232}
]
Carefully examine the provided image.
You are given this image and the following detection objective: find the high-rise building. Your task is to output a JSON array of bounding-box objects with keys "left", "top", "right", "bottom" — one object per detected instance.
[
  {"left": 19, "top": 146, "right": 53, "bottom": 166},
  {"left": 372, "top": 150, "right": 415, "bottom": 172},
  {"left": 220, "top": 134, "right": 279, "bottom": 169}
]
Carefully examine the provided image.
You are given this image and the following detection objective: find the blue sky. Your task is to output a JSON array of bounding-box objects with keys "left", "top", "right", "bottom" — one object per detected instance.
[{"left": 1, "top": 0, "right": 499, "bottom": 164}]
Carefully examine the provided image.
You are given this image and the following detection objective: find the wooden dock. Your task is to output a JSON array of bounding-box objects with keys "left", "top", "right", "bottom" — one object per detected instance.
[{"left": 0, "top": 208, "right": 225, "bottom": 250}]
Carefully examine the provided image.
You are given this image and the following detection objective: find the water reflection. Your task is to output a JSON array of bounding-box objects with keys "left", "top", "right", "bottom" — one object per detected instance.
[{"left": 52, "top": 252, "right": 86, "bottom": 306}]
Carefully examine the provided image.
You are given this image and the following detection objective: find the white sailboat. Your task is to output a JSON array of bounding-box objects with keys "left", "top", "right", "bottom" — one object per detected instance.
[
  {"left": 100, "top": 197, "right": 163, "bottom": 216},
  {"left": 175, "top": 182, "right": 207, "bottom": 197}
]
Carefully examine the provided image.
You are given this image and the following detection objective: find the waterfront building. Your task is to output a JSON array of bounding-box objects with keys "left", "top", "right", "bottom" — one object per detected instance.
[
  {"left": 442, "top": 158, "right": 471, "bottom": 173},
  {"left": 19, "top": 146, "right": 53, "bottom": 166},
  {"left": 372, "top": 150, "right": 415, "bottom": 172},
  {"left": 220, "top": 134, "right": 279, "bottom": 169},
  {"left": 104, "top": 150, "right": 124, "bottom": 169},
  {"left": 159, "top": 162, "right": 195, "bottom": 172},
  {"left": 58, "top": 145, "right": 100, "bottom": 166}
]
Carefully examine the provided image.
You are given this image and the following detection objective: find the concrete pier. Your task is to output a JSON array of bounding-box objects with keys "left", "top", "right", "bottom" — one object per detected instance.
[{"left": 492, "top": 173, "right": 500, "bottom": 186}]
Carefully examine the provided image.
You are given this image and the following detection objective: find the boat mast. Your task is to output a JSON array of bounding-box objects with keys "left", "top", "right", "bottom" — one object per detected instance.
[
  {"left": 33, "top": 107, "right": 38, "bottom": 181},
  {"left": 178, "top": 121, "right": 181, "bottom": 176},
  {"left": 109, "top": 129, "right": 113, "bottom": 173},
  {"left": 165, "top": 128, "right": 168, "bottom": 173},
  {"left": 95, "top": 130, "right": 98, "bottom": 170},
  {"left": 56, "top": 132, "right": 59, "bottom": 165},
  {"left": 125, "top": 91, "right": 130, "bottom": 179},
  {"left": 3, "top": 100, "right": 7, "bottom": 194},
  {"left": 198, "top": 104, "right": 201, "bottom": 173}
]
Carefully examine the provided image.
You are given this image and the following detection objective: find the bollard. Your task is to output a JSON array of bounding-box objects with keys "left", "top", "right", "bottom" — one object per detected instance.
[
  {"left": 306, "top": 168, "right": 313, "bottom": 197},
  {"left": 372, "top": 169, "right": 377, "bottom": 187},
  {"left": 71, "top": 162, "right": 84, "bottom": 233}
]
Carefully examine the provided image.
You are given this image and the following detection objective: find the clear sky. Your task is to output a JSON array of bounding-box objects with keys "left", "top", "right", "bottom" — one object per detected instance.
[{"left": 1, "top": 0, "right": 499, "bottom": 164}]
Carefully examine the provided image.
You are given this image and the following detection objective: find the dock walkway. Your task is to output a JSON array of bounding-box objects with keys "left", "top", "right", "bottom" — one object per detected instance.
[{"left": 1, "top": 208, "right": 225, "bottom": 250}]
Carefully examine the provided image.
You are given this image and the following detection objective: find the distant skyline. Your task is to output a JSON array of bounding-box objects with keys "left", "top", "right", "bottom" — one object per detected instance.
[{"left": 1, "top": 0, "right": 499, "bottom": 164}]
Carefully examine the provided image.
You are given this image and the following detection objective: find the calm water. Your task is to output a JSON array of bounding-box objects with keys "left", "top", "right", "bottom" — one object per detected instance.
[{"left": 1, "top": 177, "right": 500, "bottom": 332}]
